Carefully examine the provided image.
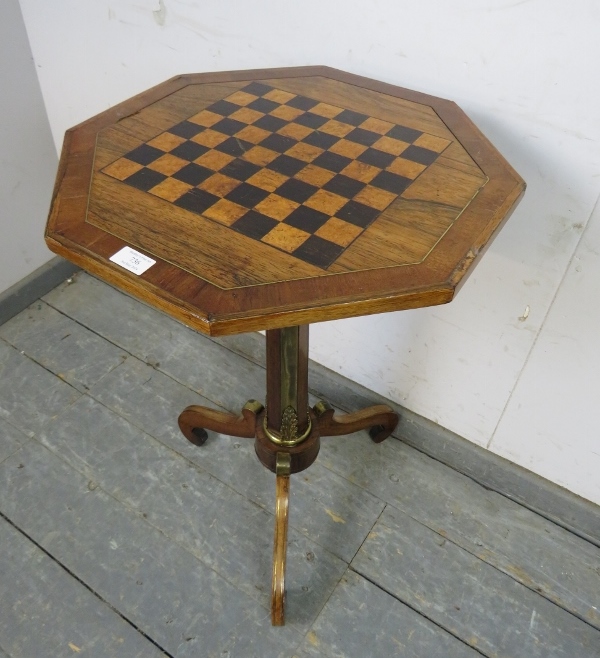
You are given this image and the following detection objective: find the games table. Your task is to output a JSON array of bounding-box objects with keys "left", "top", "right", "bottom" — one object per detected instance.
[{"left": 45, "top": 66, "right": 525, "bottom": 625}]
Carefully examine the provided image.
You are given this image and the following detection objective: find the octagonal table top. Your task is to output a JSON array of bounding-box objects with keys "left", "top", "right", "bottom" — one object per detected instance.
[{"left": 46, "top": 66, "right": 525, "bottom": 336}]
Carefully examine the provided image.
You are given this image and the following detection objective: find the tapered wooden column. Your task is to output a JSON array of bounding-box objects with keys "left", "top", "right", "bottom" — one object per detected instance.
[{"left": 265, "top": 325, "right": 309, "bottom": 435}]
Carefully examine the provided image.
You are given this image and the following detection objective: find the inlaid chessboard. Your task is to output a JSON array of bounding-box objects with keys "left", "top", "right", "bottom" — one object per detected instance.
[
  {"left": 47, "top": 67, "right": 524, "bottom": 335},
  {"left": 102, "top": 82, "right": 451, "bottom": 269}
]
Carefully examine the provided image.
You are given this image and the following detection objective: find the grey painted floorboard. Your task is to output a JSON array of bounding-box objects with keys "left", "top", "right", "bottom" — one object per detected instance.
[
  {"left": 0, "top": 270, "right": 586, "bottom": 655},
  {"left": 0, "top": 418, "right": 28, "bottom": 464},
  {"left": 43, "top": 273, "right": 600, "bottom": 628},
  {"left": 353, "top": 506, "right": 600, "bottom": 657},
  {"left": 0, "top": 300, "right": 127, "bottom": 392},
  {"left": 34, "top": 395, "right": 347, "bottom": 634},
  {"left": 293, "top": 570, "right": 480, "bottom": 658},
  {"left": 43, "top": 273, "right": 266, "bottom": 410},
  {"left": 0, "top": 439, "right": 303, "bottom": 656},
  {"left": 0, "top": 515, "right": 166, "bottom": 658},
  {"left": 318, "top": 431, "right": 600, "bottom": 631},
  {"left": 396, "top": 409, "right": 600, "bottom": 547},
  {"left": 87, "top": 354, "right": 221, "bottom": 456},
  {"left": 0, "top": 339, "right": 81, "bottom": 436}
]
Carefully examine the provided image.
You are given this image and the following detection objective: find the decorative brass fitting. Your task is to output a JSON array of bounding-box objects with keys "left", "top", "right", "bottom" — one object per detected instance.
[
  {"left": 263, "top": 406, "right": 312, "bottom": 447},
  {"left": 243, "top": 399, "right": 265, "bottom": 415},
  {"left": 275, "top": 452, "right": 292, "bottom": 476}
]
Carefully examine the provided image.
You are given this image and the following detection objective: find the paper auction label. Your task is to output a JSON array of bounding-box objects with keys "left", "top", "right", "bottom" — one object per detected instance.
[{"left": 109, "top": 246, "right": 156, "bottom": 275}]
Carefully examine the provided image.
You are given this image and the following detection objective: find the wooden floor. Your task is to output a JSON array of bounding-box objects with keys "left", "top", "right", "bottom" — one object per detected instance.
[{"left": 0, "top": 272, "right": 599, "bottom": 658}]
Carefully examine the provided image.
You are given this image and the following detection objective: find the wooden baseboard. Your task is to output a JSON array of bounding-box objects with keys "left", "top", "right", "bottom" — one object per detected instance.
[{"left": 0, "top": 258, "right": 79, "bottom": 327}]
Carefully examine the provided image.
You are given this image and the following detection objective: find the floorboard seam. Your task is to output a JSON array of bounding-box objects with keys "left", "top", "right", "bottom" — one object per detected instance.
[
  {"left": 206, "top": 335, "right": 264, "bottom": 365},
  {"left": 366, "top": 501, "right": 600, "bottom": 633},
  {"left": 293, "top": 566, "right": 353, "bottom": 656},
  {"left": 84, "top": 365, "right": 231, "bottom": 456},
  {"left": 0, "top": 383, "right": 83, "bottom": 455},
  {"left": 350, "top": 565, "right": 490, "bottom": 658},
  {"left": 0, "top": 446, "right": 26, "bottom": 468},
  {"left": 0, "top": 336, "right": 84, "bottom": 400},
  {"left": 349, "top": 502, "right": 387, "bottom": 564},
  {"left": 291, "top": 507, "right": 392, "bottom": 656},
  {"left": 384, "top": 431, "right": 600, "bottom": 550},
  {"left": 42, "top": 298, "right": 251, "bottom": 411},
  {"left": 0, "top": 421, "right": 31, "bottom": 468},
  {"left": 0, "top": 508, "right": 174, "bottom": 658},
  {"left": 24, "top": 429, "right": 277, "bottom": 606}
]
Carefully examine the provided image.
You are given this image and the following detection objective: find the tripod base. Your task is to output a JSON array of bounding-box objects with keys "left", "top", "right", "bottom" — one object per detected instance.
[{"left": 177, "top": 327, "right": 399, "bottom": 625}]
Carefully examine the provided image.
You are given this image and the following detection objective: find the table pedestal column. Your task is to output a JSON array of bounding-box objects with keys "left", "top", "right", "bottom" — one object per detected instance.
[{"left": 255, "top": 327, "right": 319, "bottom": 624}]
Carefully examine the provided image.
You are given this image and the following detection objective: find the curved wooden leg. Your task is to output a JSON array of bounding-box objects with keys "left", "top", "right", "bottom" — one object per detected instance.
[
  {"left": 271, "top": 453, "right": 291, "bottom": 626},
  {"left": 178, "top": 399, "right": 264, "bottom": 446},
  {"left": 313, "top": 401, "right": 399, "bottom": 443}
]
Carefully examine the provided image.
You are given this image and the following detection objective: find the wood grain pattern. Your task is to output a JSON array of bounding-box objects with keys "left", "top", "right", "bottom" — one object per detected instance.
[
  {"left": 178, "top": 401, "right": 262, "bottom": 442},
  {"left": 265, "top": 326, "right": 309, "bottom": 433},
  {"left": 272, "top": 473, "right": 290, "bottom": 626},
  {"left": 46, "top": 66, "right": 525, "bottom": 336},
  {"left": 315, "top": 402, "right": 398, "bottom": 443}
]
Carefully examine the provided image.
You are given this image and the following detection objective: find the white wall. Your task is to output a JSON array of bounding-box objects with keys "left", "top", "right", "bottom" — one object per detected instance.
[
  {"left": 0, "top": 0, "right": 57, "bottom": 294},
  {"left": 18, "top": 0, "right": 600, "bottom": 504}
]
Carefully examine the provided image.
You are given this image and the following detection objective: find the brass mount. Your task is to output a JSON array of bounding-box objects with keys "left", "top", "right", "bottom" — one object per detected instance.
[{"left": 263, "top": 405, "right": 312, "bottom": 447}]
